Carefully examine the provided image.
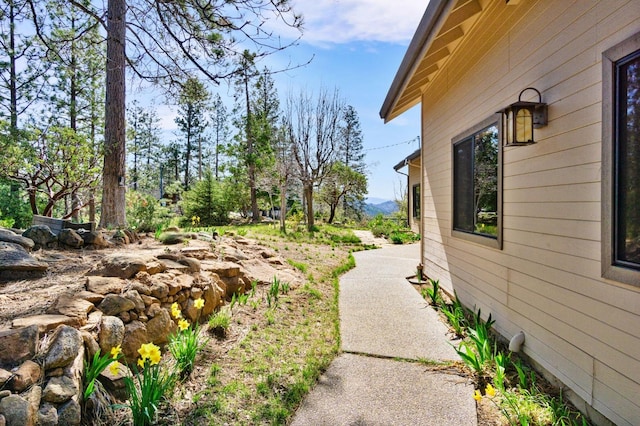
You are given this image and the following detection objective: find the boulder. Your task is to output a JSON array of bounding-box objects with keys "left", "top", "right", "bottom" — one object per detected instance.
[
  {"left": 47, "top": 293, "right": 94, "bottom": 321},
  {"left": 122, "top": 290, "right": 145, "bottom": 312},
  {"left": 44, "top": 326, "right": 83, "bottom": 370},
  {"left": 56, "top": 399, "right": 81, "bottom": 426},
  {"left": 97, "top": 294, "right": 135, "bottom": 316},
  {"left": 87, "top": 254, "right": 148, "bottom": 279},
  {"left": 22, "top": 225, "right": 57, "bottom": 250},
  {"left": 0, "top": 325, "right": 39, "bottom": 367},
  {"left": 37, "top": 403, "right": 58, "bottom": 426},
  {"left": 98, "top": 316, "right": 125, "bottom": 355},
  {"left": 80, "top": 231, "right": 111, "bottom": 248},
  {"left": 0, "top": 394, "right": 35, "bottom": 426},
  {"left": 149, "top": 282, "right": 169, "bottom": 300},
  {"left": 85, "top": 276, "right": 125, "bottom": 295},
  {"left": 10, "top": 360, "right": 41, "bottom": 393},
  {"left": 0, "top": 229, "right": 34, "bottom": 251},
  {"left": 202, "top": 283, "right": 221, "bottom": 317},
  {"left": 0, "top": 242, "right": 48, "bottom": 280},
  {"left": 12, "top": 315, "right": 79, "bottom": 334},
  {"left": 145, "top": 309, "right": 175, "bottom": 345},
  {"left": 58, "top": 229, "right": 84, "bottom": 248},
  {"left": 200, "top": 260, "right": 241, "bottom": 278},
  {"left": 42, "top": 376, "right": 77, "bottom": 404},
  {"left": 80, "top": 330, "right": 100, "bottom": 359},
  {"left": 121, "top": 321, "right": 148, "bottom": 363}
]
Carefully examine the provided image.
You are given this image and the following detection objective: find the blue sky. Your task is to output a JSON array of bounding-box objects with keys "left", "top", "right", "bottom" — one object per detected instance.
[{"left": 151, "top": 0, "right": 426, "bottom": 201}]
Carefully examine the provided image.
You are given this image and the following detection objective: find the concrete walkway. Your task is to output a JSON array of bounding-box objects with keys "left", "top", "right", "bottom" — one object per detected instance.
[{"left": 291, "top": 243, "right": 477, "bottom": 426}]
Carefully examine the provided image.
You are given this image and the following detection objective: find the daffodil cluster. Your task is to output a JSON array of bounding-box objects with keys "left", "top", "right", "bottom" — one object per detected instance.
[
  {"left": 171, "top": 302, "right": 182, "bottom": 319},
  {"left": 108, "top": 344, "right": 123, "bottom": 375},
  {"left": 137, "top": 342, "right": 162, "bottom": 368},
  {"left": 473, "top": 383, "right": 496, "bottom": 401}
]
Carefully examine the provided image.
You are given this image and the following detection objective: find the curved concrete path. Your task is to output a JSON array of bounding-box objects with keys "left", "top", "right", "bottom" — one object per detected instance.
[{"left": 291, "top": 242, "right": 477, "bottom": 426}]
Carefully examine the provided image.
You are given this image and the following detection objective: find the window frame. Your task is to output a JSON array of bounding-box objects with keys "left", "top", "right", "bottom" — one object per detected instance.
[
  {"left": 451, "top": 115, "right": 503, "bottom": 249},
  {"left": 602, "top": 32, "right": 640, "bottom": 287},
  {"left": 412, "top": 183, "right": 420, "bottom": 218}
]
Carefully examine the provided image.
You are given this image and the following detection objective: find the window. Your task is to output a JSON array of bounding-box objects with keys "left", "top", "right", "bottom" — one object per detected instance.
[
  {"left": 412, "top": 184, "right": 420, "bottom": 218},
  {"left": 452, "top": 117, "right": 501, "bottom": 248},
  {"left": 603, "top": 33, "right": 640, "bottom": 286}
]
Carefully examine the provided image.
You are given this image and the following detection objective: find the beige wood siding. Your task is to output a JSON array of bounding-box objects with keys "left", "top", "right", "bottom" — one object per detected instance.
[{"left": 418, "top": 1, "right": 640, "bottom": 425}]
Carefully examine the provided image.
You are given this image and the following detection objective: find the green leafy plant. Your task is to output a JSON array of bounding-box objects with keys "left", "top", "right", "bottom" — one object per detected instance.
[
  {"left": 84, "top": 345, "right": 122, "bottom": 399},
  {"left": 168, "top": 320, "right": 208, "bottom": 377},
  {"left": 425, "top": 278, "right": 442, "bottom": 306},
  {"left": 267, "top": 276, "right": 281, "bottom": 308},
  {"left": 441, "top": 303, "right": 466, "bottom": 338},
  {"left": 123, "top": 343, "right": 176, "bottom": 426},
  {"left": 209, "top": 310, "right": 232, "bottom": 339}
]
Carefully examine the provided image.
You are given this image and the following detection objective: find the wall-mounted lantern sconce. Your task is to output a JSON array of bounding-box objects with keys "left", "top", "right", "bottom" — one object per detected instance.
[
  {"left": 498, "top": 87, "right": 548, "bottom": 146},
  {"left": 118, "top": 176, "right": 126, "bottom": 187}
]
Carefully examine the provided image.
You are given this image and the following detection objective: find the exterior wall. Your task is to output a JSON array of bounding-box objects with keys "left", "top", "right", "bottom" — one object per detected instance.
[
  {"left": 408, "top": 159, "right": 421, "bottom": 234},
  {"left": 419, "top": 1, "right": 640, "bottom": 425}
]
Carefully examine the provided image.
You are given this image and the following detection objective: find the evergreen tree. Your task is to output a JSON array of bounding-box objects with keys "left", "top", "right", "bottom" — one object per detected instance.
[
  {"left": 339, "top": 105, "right": 366, "bottom": 220},
  {"left": 127, "top": 101, "right": 161, "bottom": 193},
  {"left": 175, "top": 77, "right": 210, "bottom": 190},
  {"left": 209, "top": 94, "right": 230, "bottom": 180}
]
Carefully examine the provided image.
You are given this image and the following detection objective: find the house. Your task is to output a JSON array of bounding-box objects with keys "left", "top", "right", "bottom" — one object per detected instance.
[
  {"left": 380, "top": 1, "right": 640, "bottom": 425},
  {"left": 393, "top": 148, "right": 421, "bottom": 234}
]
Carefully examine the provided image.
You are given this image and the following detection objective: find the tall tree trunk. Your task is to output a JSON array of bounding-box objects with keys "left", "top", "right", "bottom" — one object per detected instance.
[
  {"left": 99, "top": 0, "right": 127, "bottom": 228},
  {"left": 304, "top": 182, "right": 314, "bottom": 231},
  {"left": 245, "top": 71, "right": 260, "bottom": 223},
  {"left": 279, "top": 184, "right": 287, "bottom": 233}
]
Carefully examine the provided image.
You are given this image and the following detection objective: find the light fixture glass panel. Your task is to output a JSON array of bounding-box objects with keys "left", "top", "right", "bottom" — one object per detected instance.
[{"left": 515, "top": 108, "right": 532, "bottom": 143}]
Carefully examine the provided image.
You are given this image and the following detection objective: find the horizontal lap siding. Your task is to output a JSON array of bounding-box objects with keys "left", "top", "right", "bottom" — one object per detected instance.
[{"left": 419, "top": 0, "right": 640, "bottom": 424}]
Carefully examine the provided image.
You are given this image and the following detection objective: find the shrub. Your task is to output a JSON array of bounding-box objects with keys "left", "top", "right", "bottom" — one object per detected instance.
[
  {"left": 126, "top": 191, "right": 173, "bottom": 232},
  {"left": 180, "top": 171, "right": 239, "bottom": 226}
]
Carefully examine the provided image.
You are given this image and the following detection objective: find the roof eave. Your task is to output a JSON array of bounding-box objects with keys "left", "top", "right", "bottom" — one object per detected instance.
[{"left": 379, "top": 0, "right": 450, "bottom": 123}]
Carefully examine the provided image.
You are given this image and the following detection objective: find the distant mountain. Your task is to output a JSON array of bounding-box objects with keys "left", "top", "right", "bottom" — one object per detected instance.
[{"left": 364, "top": 200, "right": 398, "bottom": 217}]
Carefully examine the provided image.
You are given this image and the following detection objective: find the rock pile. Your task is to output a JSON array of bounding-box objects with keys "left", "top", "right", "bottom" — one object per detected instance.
[{"left": 0, "top": 227, "right": 302, "bottom": 425}]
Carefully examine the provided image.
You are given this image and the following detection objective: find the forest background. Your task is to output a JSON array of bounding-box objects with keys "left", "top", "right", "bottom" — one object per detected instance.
[{"left": 0, "top": 0, "right": 422, "bottom": 232}]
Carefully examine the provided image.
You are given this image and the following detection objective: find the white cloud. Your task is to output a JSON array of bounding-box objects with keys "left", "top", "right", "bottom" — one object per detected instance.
[{"left": 291, "top": 0, "right": 427, "bottom": 45}]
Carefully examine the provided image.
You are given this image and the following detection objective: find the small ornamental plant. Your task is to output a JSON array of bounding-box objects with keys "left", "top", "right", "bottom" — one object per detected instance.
[
  {"left": 124, "top": 342, "right": 175, "bottom": 426},
  {"left": 168, "top": 298, "right": 208, "bottom": 377},
  {"left": 84, "top": 344, "right": 123, "bottom": 399}
]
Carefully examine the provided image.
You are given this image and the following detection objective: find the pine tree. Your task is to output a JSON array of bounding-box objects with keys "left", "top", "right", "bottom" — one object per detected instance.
[
  {"left": 175, "top": 77, "right": 210, "bottom": 190},
  {"left": 339, "top": 105, "right": 366, "bottom": 220},
  {"left": 209, "top": 94, "right": 230, "bottom": 180}
]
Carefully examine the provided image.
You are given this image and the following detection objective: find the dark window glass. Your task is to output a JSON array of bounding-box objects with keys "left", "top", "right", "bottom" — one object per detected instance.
[
  {"left": 453, "top": 124, "right": 499, "bottom": 237},
  {"left": 615, "top": 51, "right": 640, "bottom": 269},
  {"left": 412, "top": 184, "right": 420, "bottom": 218}
]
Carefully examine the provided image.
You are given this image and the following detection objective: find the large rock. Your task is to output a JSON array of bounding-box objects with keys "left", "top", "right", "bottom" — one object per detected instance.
[
  {"left": 0, "top": 325, "right": 39, "bottom": 367},
  {"left": 12, "top": 315, "right": 79, "bottom": 334},
  {"left": 37, "top": 403, "right": 58, "bottom": 426},
  {"left": 201, "top": 282, "right": 221, "bottom": 317},
  {"left": 0, "top": 394, "right": 35, "bottom": 426},
  {"left": 97, "top": 294, "right": 135, "bottom": 316},
  {"left": 10, "top": 360, "right": 41, "bottom": 393},
  {"left": 58, "top": 229, "right": 84, "bottom": 248},
  {"left": 47, "top": 293, "right": 94, "bottom": 321},
  {"left": 56, "top": 399, "right": 81, "bottom": 426},
  {"left": 145, "top": 308, "right": 175, "bottom": 345},
  {"left": 22, "top": 225, "right": 57, "bottom": 250},
  {"left": 44, "top": 326, "right": 83, "bottom": 370},
  {"left": 85, "top": 276, "right": 125, "bottom": 295},
  {"left": 0, "top": 242, "right": 48, "bottom": 280},
  {"left": 201, "top": 260, "right": 240, "bottom": 278},
  {"left": 98, "top": 316, "right": 125, "bottom": 354},
  {"left": 0, "top": 229, "right": 34, "bottom": 251},
  {"left": 87, "top": 254, "right": 148, "bottom": 279},
  {"left": 80, "top": 231, "right": 111, "bottom": 248},
  {"left": 42, "top": 376, "right": 77, "bottom": 404},
  {"left": 121, "top": 321, "right": 148, "bottom": 363},
  {"left": 122, "top": 290, "right": 145, "bottom": 312}
]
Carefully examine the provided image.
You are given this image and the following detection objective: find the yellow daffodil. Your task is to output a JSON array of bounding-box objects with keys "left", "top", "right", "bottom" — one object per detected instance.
[
  {"left": 193, "top": 298, "right": 205, "bottom": 310},
  {"left": 137, "top": 358, "right": 145, "bottom": 369},
  {"left": 485, "top": 384, "right": 496, "bottom": 397},
  {"left": 171, "top": 302, "right": 182, "bottom": 319},
  {"left": 148, "top": 345, "right": 162, "bottom": 365},
  {"left": 110, "top": 345, "right": 122, "bottom": 359},
  {"left": 178, "top": 319, "right": 190, "bottom": 331},
  {"left": 138, "top": 342, "right": 152, "bottom": 360},
  {"left": 108, "top": 361, "right": 120, "bottom": 376},
  {"left": 473, "top": 390, "right": 482, "bottom": 401}
]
